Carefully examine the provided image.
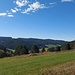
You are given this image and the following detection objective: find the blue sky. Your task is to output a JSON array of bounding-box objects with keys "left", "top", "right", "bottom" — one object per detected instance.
[{"left": 0, "top": 0, "right": 75, "bottom": 41}]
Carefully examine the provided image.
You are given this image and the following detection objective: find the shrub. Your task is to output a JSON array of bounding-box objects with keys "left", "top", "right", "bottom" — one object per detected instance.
[
  {"left": 0, "top": 50, "right": 12, "bottom": 58},
  {"left": 6, "top": 52, "right": 12, "bottom": 57},
  {"left": 0, "top": 50, "right": 7, "bottom": 58},
  {"left": 47, "top": 47, "right": 55, "bottom": 52}
]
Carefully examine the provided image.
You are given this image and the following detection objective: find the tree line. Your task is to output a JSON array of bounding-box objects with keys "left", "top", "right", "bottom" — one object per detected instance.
[{"left": 0, "top": 40, "right": 75, "bottom": 58}]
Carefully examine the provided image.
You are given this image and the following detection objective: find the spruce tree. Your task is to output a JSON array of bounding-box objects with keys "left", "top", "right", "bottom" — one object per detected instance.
[
  {"left": 41, "top": 47, "right": 45, "bottom": 53},
  {"left": 55, "top": 46, "right": 61, "bottom": 52},
  {"left": 15, "top": 45, "right": 28, "bottom": 55},
  {"left": 61, "top": 43, "right": 71, "bottom": 50},
  {"left": 31, "top": 45, "right": 39, "bottom": 53}
]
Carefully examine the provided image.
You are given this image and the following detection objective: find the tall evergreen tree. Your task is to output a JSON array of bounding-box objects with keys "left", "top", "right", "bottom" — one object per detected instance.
[
  {"left": 15, "top": 45, "right": 28, "bottom": 55},
  {"left": 61, "top": 43, "right": 71, "bottom": 50},
  {"left": 70, "top": 41, "right": 75, "bottom": 49},
  {"left": 31, "top": 45, "right": 39, "bottom": 53},
  {"left": 55, "top": 46, "right": 61, "bottom": 52},
  {"left": 41, "top": 47, "right": 45, "bottom": 53}
]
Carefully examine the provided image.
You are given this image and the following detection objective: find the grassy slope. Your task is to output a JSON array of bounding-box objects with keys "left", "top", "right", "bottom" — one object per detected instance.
[
  {"left": 46, "top": 44, "right": 57, "bottom": 48},
  {"left": 0, "top": 51, "right": 75, "bottom": 75}
]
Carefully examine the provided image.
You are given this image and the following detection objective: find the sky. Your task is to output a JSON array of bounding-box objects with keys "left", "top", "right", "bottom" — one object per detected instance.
[{"left": 0, "top": 0, "right": 75, "bottom": 41}]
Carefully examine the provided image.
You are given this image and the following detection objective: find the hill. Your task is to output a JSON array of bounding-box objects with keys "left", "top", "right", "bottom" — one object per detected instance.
[
  {"left": 0, "top": 51, "right": 75, "bottom": 75},
  {"left": 0, "top": 37, "right": 67, "bottom": 49}
]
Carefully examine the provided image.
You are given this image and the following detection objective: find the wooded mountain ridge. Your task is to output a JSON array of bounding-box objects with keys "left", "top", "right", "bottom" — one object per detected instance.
[{"left": 0, "top": 37, "right": 67, "bottom": 49}]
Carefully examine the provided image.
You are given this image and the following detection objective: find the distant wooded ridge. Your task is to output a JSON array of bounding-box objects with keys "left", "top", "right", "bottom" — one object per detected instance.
[{"left": 0, "top": 37, "right": 67, "bottom": 49}]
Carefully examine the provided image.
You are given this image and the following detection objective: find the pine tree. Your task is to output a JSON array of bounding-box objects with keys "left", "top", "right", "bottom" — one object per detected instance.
[
  {"left": 31, "top": 45, "right": 39, "bottom": 53},
  {"left": 55, "top": 46, "right": 61, "bottom": 52},
  {"left": 61, "top": 43, "right": 71, "bottom": 50},
  {"left": 41, "top": 47, "right": 45, "bottom": 53},
  {"left": 15, "top": 45, "right": 28, "bottom": 55}
]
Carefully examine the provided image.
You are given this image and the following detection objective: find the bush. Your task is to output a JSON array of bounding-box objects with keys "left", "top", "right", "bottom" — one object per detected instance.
[
  {"left": 47, "top": 47, "right": 55, "bottom": 52},
  {"left": 0, "top": 50, "right": 7, "bottom": 58},
  {"left": 0, "top": 50, "right": 12, "bottom": 58},
  {"left": 6, "top": 52, "right": 12, "bottom": 57}
]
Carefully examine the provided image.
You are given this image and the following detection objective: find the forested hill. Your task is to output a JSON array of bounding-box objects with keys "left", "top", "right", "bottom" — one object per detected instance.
[{"left": 0, "top": 37, "right": 67, "bottom": 49}]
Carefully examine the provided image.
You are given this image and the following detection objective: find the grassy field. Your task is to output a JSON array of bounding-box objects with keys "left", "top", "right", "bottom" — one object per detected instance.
[
  {"left": 0, "top": 51, "right": 75, "bottom": 75},
  {"left": 45, "top": 44, "right": 57, "bottom": 48},
  {"left": 45, "top": 44, "right": 59, "bottom": 51}
]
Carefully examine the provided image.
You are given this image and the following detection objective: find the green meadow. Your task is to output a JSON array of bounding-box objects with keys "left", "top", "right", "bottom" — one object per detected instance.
[{"left": 0, "top": 51, "right": 75, "bottom": 75}]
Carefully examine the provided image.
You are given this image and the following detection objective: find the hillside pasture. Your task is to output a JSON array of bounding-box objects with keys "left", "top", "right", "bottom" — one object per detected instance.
[{"left": 0, "top": 51, "right": 75, "bottom": 75}]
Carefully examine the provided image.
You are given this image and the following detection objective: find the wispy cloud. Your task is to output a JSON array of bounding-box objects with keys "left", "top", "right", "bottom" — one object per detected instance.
[
  {"left": 15, "top": 0, "right": 29, "bottom": 7},
  {"left": 21, "top": 1, "right": 46, "bottom": 14},
  {"left": 49, "top": 2, "right": 57, "bottom": 5},
  {"left": 61, "top": 0, "right": 74, "bottom": 2},
  {"left": 0, "top": 0, "right": 74, "bottom": 17},
  {"left": 0, "top": 13, "right": 7, "bottom": 17},
  {"left": 7, "top": 13, "right": 14, "bottom": 17},
  {"left": 11, "top": 7, "right": 21, "bottom": 13},
  {"left": 49, "top": 2, "right": 57, "bottom": 7},
  {"left": 0, "top": 12, "right": 14, "bottom": 17},
  {"left": 11, "top": 9, "right": 17, "bottom": 13},
  {"left": 7, "top": 14, "right": 14, "bottom": 17},
  {"left": 14, "top": 7, "right": 21, "bottom": 11}
]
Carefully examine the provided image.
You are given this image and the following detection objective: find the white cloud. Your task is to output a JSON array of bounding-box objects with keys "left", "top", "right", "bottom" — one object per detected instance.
[
  {"left": 7, "top": 14, "right": 14, "bottom": 17},
  {"left": 49, "top": 2, "right": 57, "bottom": 7},
  {"left": 11, "top": 9, "right": 17, "bottom": 13},
  {"left": 15, "top": 0, "right": 29, "bottom": 7},
  {"left": 14, "top": 7, "right": 21, "bottom": 11},
  {"left": 0, "top": 13, "right": 7, "bottom": 16},
  {"left": 61, "top": 0, "right": 74, "bottom": 2},
  {"left": 0, "top": 12, "right": 14, "bottom": 17},
  {"left": 49, "top": 2, "right": 57, "bottom": 5},
  {"left": 1, "top": 0, "right": 74, "bottom": 17},
  {"left": 11, "top": 7, "right": 21, "bottom": 13},
  {"left": 21, "top": 1, "right": 46, "bottom": 14}
]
